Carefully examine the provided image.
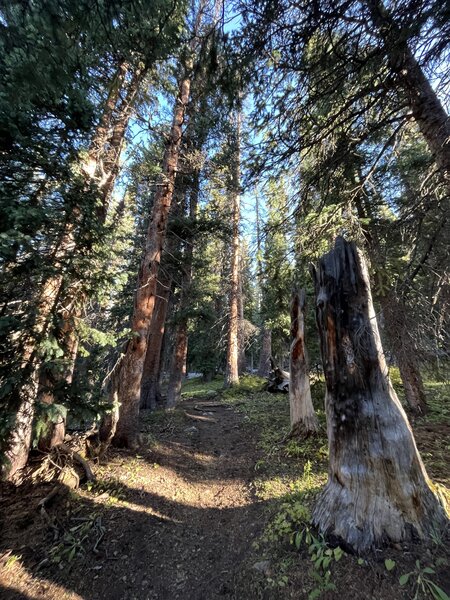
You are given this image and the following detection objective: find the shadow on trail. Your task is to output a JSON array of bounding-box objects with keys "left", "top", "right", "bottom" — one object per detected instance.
[
  {"left": 0, "top": 481, "right": 268, "bottom": 600},
  {"left": 0, "top": 398, "right": 270, "bottom": 600},
  {"left": 0, "top": 584, "right": 38, "bottom": 600}
]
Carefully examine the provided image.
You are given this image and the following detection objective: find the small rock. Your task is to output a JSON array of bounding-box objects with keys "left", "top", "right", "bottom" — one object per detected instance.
[
  {"left": 253, "top": 560, "right": 271, "bottom": 576},
  {"left": 184, "top": 426, "right": 198, "bottom": 434}
]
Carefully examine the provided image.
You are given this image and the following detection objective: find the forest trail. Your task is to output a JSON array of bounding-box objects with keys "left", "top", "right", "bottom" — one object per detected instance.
[{"left": 0, "top": 397, "right": 266, "bottom": 600}]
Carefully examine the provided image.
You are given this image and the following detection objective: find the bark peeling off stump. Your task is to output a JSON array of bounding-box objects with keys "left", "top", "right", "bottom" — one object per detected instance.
[{"left": 311, "top": 237, "right": 447, "bottom": 553}]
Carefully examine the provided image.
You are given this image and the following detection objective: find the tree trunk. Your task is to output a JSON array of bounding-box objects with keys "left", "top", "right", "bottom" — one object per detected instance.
[
  {"left": 166, "top": 323, "right": 189, "bottom": 409},
  {"left": 255, "top": 189, "right": 272, "bottom": 379},
  {"left": 140, "top": 277, "right": 172, "bottom": 409},
  {"left": 37, "top": 320, "right": 79, "bottom": 451},
  {"left": 288, "top": 290, "right": 319, "bottom": 438},
  {"left": 311, "top": 237, "right": 447, "bottom": 553},
  {"left": 2, "top": 63, "right": 144, "bottom": 478},
  {"left": 379, "top": 294, "right": 428, "bottom": 415},
  {"left": 2, "top": 381, "right": 37, "bottom": 481},
  {"left": 94, "top": 65, "right": 145, "bottom": 218},
  {"left": 258, "top": 327, "right": 272, "bottom": 377},
  {"left": 82, "top": 61, "right": 129, "bottom": 201},
  {"left": 366, "top": 0, "right": 450, "bottom": 188},
  {"left": 224, "top": 110, "right": 241, "bottom": 388},
  {"left": 2, "top": 228, "right": 73, "bottom": 479},
  {"left": 34, "top": 65, "right": 145, "bottom": 451},
  {"left": 397, "top": 353, "right": 428, "bottom": 416},
  {"left": 112, "top": 70, "right": 193, "bottom": 447},
  {"left": 165, "top": 173, "right": 199, "bottom": 409},
  {"left": 354, "top": 182, "right": 429, "bottom": 415},
  {"left": 238, "top": 269, "right": 246, "bottom": 374}
]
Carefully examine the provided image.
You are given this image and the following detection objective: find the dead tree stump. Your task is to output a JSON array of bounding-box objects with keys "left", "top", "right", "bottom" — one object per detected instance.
[
  {"left": 288, "top": 289, "right": 319, "bottom": 438},
  {"left": 311, "top": 237, "right": 447, "bottom": 553}
]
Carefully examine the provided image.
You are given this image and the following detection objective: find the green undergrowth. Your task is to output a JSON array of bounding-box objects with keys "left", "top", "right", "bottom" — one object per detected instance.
[
  {"left": 179, "top": 371, "right": 450, "bottom": 599},
  {"left": 180, "top": 375, "right": 224, "bottom": 398},
  {"left": 389, "top": 366, "right": 450, "bottom": 423},
  {"left": 181, "top": 373, "right": 268, "bottom": 400},
  {"left": 139, "top": 404, "right": 188, "bottom": 447},
  {"left": 222, "top": 374, "right": 268, "bottom": 398},
  {"left": 219, "top": 376, "right": 340, "bottom": 597},
  {"left": 182, "top": 371, "right": 449, "bottom": 599},
  {"left": 141, "top": 405, "right": 187, "bottom": 428},
  {"left": 422, "top": 378, "right": 450, "bottom": 424}
]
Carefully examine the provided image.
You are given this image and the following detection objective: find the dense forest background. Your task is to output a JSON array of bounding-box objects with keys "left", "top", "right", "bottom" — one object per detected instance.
[{"left": 0, "top": 0, "right": 449, "bottom": 598}]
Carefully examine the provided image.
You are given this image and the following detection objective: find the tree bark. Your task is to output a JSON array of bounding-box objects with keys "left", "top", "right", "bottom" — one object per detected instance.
[
  {"left": 238, "top": 269, "right": 246, "bottom": 374},
  {"left": 379, "top": 294, "right": 428, "bottom": 415},
  {"left": 288, "top": 290, "right": 319, "bottom": 438},
  {"left": 258, "top": 327, "right": 272, "bottom": 377},
  {"left": 112, "top": 70, "right": 193, "bottom": 447},
  {"left": 166, "top": 173, "right": 199, "bottom": 409},
  {"left": 166, "top": 323, "right": 189, "bottom": 409},
  {"left": 224, "top": 110, "right": 241, "bottom": 388},
  {"left": 34, "top": 65, "right": 145, "bottom": 451},
  {"left": 397, "top": 353, "right": 428, "bottom": 415},
  {"left": 366, "top": 0, "right": 450, "bottom": 188},
  {"left": 140, "top": 277, "right": 172, "bottom": 409},
  {"left": 311, "top": 237, "right": 447, "bottom": 552}
]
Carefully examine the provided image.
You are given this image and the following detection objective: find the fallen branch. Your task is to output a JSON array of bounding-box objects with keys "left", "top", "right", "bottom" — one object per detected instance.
[{"left": 184, "top": 412, "right": 218, "bottom": 423}]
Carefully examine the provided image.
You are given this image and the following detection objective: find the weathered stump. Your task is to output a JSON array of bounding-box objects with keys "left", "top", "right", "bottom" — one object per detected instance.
[
  {"left": 311, "top": 237, "right": 447, "bottom": 553},
  {"left": 288, "top": 290, "right": 319, "bottom": 438}
]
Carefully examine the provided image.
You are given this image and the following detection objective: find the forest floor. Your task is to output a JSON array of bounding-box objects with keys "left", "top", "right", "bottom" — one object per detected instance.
[{"left": 0, "top": 373, "right": 449, "bottom": 600}]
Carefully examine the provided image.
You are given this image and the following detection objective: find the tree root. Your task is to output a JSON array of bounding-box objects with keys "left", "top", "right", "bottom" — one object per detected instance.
[
  {"left": 285, "top": 419, "right": 320, "bottom": 441},
  {"left": 37, "top": 484, "right": 64, "bottom": 531},
  {"left": 29, "top": 442, "right": 96, "bottom": 487},
  {"left": 56, "top": 443, "right": 96, "bottom": 481}
]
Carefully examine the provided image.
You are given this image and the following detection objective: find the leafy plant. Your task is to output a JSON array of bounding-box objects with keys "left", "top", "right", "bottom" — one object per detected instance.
[
  {"left": 292, "top": 525, "right": 344, "bottom": 599},
  {"left": 4, "top": 554, "right": 21, "bottom": 569},
  {"left": 399, "top": 560, "right": 450, "bottom": 600},
  {"left": 265, "top": 500, "right": 311, "bottom": 543},
  {"left": 49, "top": 513, "right": 104, "bottom": 566},
  {"left": 385, "top": 558, "right": 396, "bottom": 571}
]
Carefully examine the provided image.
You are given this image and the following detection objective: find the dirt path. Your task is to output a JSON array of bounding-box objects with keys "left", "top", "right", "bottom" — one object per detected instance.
[{"left": 0, "top": 397, "right": 266, "bottom": 600}]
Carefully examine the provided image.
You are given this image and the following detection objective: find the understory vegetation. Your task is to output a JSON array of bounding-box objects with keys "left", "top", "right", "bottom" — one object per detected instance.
[
  {"left": 1, "top": 374, "right": 448, "bottom": 599},
  {"left": 202, "top": 374, "right": 450, "bottom": 599},
  {"left": 1, "top": 0, "right": 449, "bottom": 597}
]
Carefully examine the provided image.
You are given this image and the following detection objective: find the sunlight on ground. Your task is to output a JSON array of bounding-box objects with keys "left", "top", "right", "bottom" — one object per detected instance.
[
  {"left": 0, "top": 559, "right": 82, "bottom": 600},
  {"left": 1, "top": 372, "right": 448, "bottom": 600}
]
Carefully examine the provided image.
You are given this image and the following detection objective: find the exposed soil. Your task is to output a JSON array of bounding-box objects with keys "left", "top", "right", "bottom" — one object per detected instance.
[
  {"left": 0, "top": 392, "right": 449, "bottom": 600},
  {"left": 0, "top": 397, "right": 266, "bottom": 600}
]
